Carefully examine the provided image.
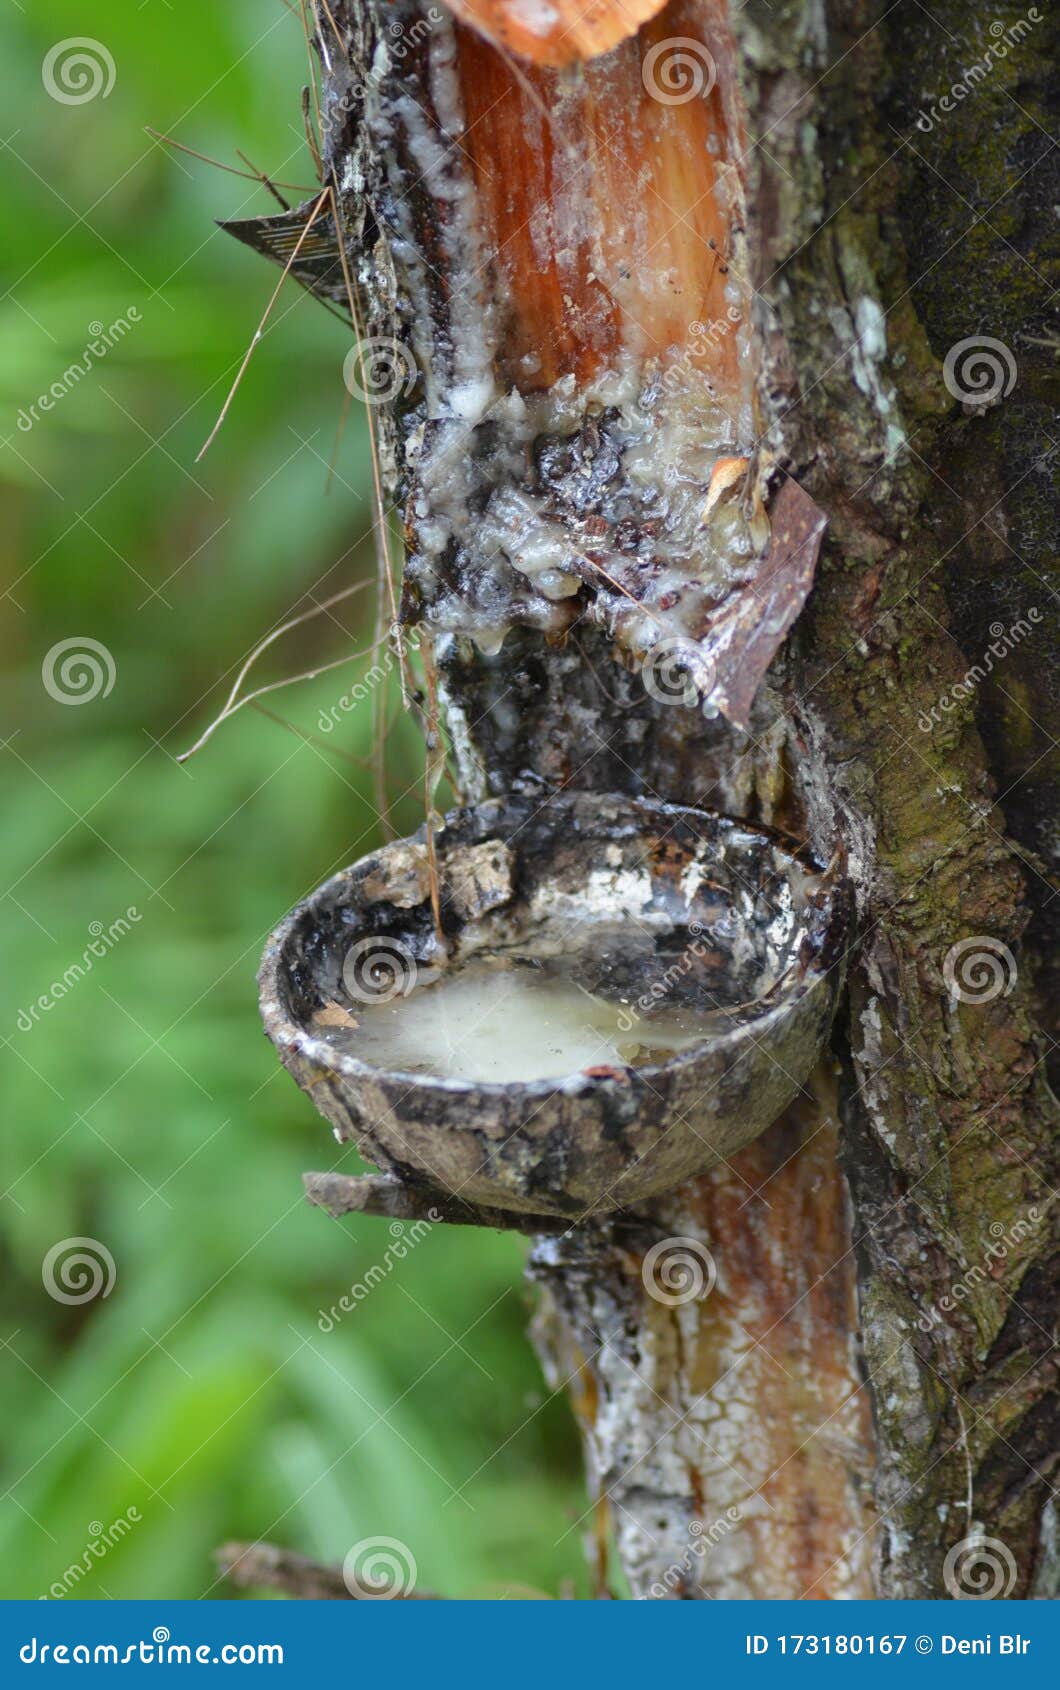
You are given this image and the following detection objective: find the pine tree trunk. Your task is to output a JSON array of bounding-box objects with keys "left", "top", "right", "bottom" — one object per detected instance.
[{"left": 266, "top": 0, "right": 1058, "bottom": 1598}]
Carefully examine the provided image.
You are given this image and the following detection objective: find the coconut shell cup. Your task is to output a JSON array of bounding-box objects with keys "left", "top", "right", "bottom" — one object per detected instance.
[{"left": 259, "top": 787, "right": 851, "bottom": 1219}]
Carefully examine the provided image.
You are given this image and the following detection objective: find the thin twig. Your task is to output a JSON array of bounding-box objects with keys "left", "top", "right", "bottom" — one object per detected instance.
[
  {"left": 298, "top": 0, "right": 324, "bottom": 176},
  {"left": 196, "top": 185, "right": 330, "bottom": 461},
  {"left": 219, "top": 582, "right": 370, "bottom": 723},
  {"left": 176, "top": 581, "right": 372, "bottom": 762},
  {"left": 144, "top": 128, "right": 315, "bottom": 192},
  {"left": 314, "top": 0, "right": 345, "bottom": 54},
  {"left": 304, "top": 1171, "right": 604, "bottom": 1238},
  {"left": 235, "top": 148, "right": 290, "bottom": 210},
  {"left": 326, "top": 179, "right": 405, "bottom": 662},
  {"left": 178, "top": 648, "right": 375, "bottom": 763},
  {"left": 249, "top": 701, "right": 373, "bottom": 769},
  {"left": 303, "top": 1171, "right": 653, "bottom": 1246},
  {"left": 325, "top": 173, "right": 411, "bottom": 832}
]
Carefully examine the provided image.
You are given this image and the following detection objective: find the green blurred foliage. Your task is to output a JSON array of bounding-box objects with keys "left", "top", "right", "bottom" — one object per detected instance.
[{"left": 0, "top": 1, "right": 586, "bottom": 1600}]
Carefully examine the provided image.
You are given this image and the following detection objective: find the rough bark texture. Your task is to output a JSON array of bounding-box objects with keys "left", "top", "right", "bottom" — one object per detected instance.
[
  {"left": 263, "top": 0, "right": 1058, "bottom": 1598},
  {"left": 729, "top": 0, "right": 1060, "bottom": 1598}
]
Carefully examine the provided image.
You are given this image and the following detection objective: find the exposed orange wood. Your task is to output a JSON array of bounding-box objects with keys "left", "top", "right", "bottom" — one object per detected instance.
[
  {"left": 454, "top": 0, "right": 744, "bottom": 396},
  {"left": 445, "top": 0, "right": 670, "bottom": 69}
]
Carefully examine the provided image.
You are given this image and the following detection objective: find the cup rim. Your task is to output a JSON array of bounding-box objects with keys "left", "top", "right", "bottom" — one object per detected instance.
[{"left": 259, "top": 792, "right": 849, "bottom": 1102}]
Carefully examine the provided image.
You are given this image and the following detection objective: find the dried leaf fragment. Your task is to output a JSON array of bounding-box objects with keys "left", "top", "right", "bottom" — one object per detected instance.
[
  {"left": 313, "top": 1001, "right": 359, "bottom": 1031},
  {"left": 701, "top": 455, "right": 750, "bottom": 521}
]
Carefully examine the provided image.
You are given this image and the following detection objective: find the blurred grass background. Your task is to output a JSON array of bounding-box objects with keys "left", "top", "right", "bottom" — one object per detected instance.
[{"left": 0, "top": 0, "right": 587, "bottom": 1599}]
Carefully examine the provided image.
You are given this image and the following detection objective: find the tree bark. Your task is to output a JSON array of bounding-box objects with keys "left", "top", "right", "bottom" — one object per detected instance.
[{"left": 249, "top": 0, "right": 1058, "bottom": 1598}]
